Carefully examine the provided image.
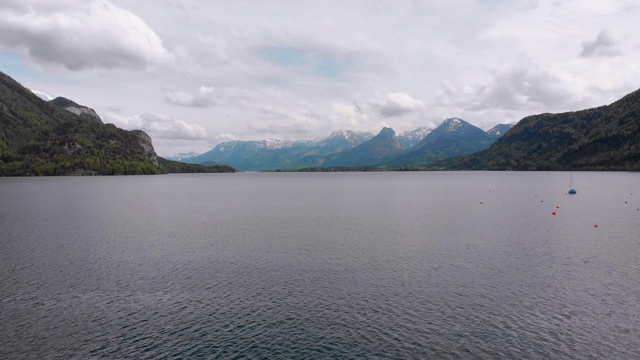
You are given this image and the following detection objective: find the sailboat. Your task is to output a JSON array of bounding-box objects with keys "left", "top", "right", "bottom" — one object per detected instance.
[{"left": 568, "top": 171, "right": 577, "bottom": 195}]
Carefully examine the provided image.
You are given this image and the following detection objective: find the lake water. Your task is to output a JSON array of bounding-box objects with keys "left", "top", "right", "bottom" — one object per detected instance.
[{"left": 1, "top": 172, "right": 639, "bottom": 359}]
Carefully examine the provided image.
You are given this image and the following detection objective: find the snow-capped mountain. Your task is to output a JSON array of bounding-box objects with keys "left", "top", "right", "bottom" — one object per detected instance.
[
  {"left": 174, "top": 119, "right": 502, "bottom": 171},
  {"left": 164, "top": 151, "right": 202, "bottom": 161},
  {"left": 398, "top": 127, "right": 433, "bottom": 149},
  {"left": 320, "top": 127, "right": 403, "bottom": 167},
  {"left": 487, "top": 122, "right": 517, "bottom": 137},
  {"left": 311, "top": 130, "right": 373, "bottom": 150},
  {"left": 188, "top": 130, "right": 372, "bottom": 171},
  {"left": 385, "top": 118, "right": 497, "bottom": 168}
]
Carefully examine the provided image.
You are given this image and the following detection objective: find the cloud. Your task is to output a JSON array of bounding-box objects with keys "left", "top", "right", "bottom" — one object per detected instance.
[
  {"left": 255, "top": 46, "right": 352, "bottom": 79},
  {"left": 164, "top": 86, "right": 217, "bottom": 108},
  {"left": 247, "top": 110, "right": 320, "bottom": 138},
  {"left": 580, "top": 30, "right": 620, "bottom": 58},
  {"left": 437, "top": 65, "right": 574, "bottom": 112},
  {"left": 329, "top": 102, "right": 367, "bottom": 128},
  {"left": 0, "top": 0, "right": 172, "bottom": 71},
  {"left": 105, "top": 112, "right": 207, "bottom": 140},
  {"left": 375, "top": 92, "right": 425, "bottom": 117},
  {"left": 30, "top": 89, "right": 53, "bottom": 101},
  {"left": 6, "top": 0, "right": 639, "bottom": 155}
]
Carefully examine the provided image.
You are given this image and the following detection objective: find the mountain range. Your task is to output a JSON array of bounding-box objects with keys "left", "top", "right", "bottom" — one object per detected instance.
[
  {"left": 3, "top": 69, "right": 638, "bottom": 174},
  {"left": 181, "top": 120, "right": 512, "bottom": 171},
  {"left": 177, "top": 86, "right": 640, "bottom": 172}
]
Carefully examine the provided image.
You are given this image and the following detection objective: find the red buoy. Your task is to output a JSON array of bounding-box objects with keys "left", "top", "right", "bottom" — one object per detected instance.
[
  {"left": 594, "top": 224, "right": 598, "bottom": 228},
  {"left": 552, "top": 211, "right": 557, "bottom": 215}
]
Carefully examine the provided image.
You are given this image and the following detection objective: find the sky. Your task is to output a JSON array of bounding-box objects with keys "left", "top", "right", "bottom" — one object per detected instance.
[{"left": 1, "top": 0, "right": 639, "bottom": 157}]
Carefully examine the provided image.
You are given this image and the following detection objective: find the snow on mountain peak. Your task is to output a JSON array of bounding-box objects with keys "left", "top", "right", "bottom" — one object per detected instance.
[
  {"left": 398, "top": 127, "right": 433, "bottom": 148},
  {"left": 446, "top": 118, "right": 463, "bottom": 131},
  {"left": 400, "top": 127, "right": 433, "bottom": 138}
]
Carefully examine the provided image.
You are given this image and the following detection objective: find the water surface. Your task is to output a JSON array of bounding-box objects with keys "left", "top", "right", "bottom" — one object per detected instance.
[{"left": 1, "top": 172, "right": 639, "bottom": 359}]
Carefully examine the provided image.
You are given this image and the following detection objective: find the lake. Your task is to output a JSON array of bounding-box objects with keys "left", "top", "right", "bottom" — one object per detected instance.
[{"left": 1, "top": 172, "right": 639, "bottom": 359}]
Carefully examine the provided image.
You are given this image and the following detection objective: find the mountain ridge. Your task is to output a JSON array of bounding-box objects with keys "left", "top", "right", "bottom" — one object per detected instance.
[
  {"left": 177, "top": 119, "right": 512, "bottom": 171},
  {"left": 380, "top": 118, "right": 497, "bottom": 168},
  {"left": 434, "top": 88, "right": 640, "bottom": 170},
  {"left": 320, "top": 127, "right": 403, "bottom": 168}
]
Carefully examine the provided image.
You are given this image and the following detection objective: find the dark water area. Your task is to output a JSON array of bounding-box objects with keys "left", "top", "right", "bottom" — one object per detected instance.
[{"left": 1, "top": 172, "right": 639, "bottom": 359}]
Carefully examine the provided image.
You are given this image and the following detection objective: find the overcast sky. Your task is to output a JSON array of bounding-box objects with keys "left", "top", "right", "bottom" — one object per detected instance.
[{"left": 1, "top": 0, "right": 639, "bottom": 156}]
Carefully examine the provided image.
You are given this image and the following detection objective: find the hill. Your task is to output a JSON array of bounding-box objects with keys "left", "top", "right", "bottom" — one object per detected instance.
[
  {"left": 442, "top": 89, "right": 640, "bottom": 170},
  {"left": 0, "top": 71, "right": 234, "bottom": 175},
  {"left": 157, "top": 158, "right": 235, "bottom": 173}
]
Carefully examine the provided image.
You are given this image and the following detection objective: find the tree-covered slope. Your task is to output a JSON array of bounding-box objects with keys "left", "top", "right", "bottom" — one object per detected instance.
[
  {"left": 157, "top": 158, "right": 235, "bottom": 173},
  {"left": 0, "top": 71, "right": 234, "bottom": 175},
  {"left": 0, "top": 72, "right": 160, "bottom": 175},
  {"left": 444, "top": 89, "right": 640, "bottom": 170}
]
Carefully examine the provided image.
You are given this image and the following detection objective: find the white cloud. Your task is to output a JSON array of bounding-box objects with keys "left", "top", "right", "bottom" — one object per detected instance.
[
  {"left": 3, "top": 0, "right": 639, "bottom": 155},
  {"left": 580, "top": 29, "right": 620, "bottom": 58},
  {"left": 329, "top": 103, "right": 364, "bottom": 128},
  {"left": 30, "top": 89, "right": 53, "bottom": 101},
  {"left": 164, "top": 86, "right": 217, "bottom": 108},
  {"left": 436, "top": 64, "right": 576, "bottom": 113},
  {"left": 105, "top": 112, "right": 207, "bottom": 140},
  {"left": 0, "top": 0, "right": 172, "bottom": 70},
  {"left": 247, "top": 110, "right": 320, "bottom": 138},
  {"left": 375, "top": 92, "right": 425, "bottom": 117}
]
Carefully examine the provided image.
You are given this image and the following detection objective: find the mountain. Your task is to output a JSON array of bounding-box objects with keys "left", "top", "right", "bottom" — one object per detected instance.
[
  {"left": 442, "top": 89, "right": 640, "bottom": 171},
  {"left": 486, "top": 123, "right": 516, "bottom": 138},
  {"left": 184, "top": 120, "right": 497, "bottom": 171},
  {"left": 318, "top": 127, "right": 403, "bottom": 168},
  {"left": 0, "top": 71, "right": 233, "bottom": 175},
  {"left": 307, "top": 130, "right": 373, "bottom": 156},
  {"left": 383, "top": 118, "right": 497, "bottom": 168},
  {"left": 163, "top": 151, "right": 202, "bottom": 162},
  {"left": 190, "top": 139, "right": 312, "bottom": 171},
  {"left": 190, "top": 130, "right": 372, "bottom": 171},
  {"left": 49, "top": 97, "right": 102, "bottom": 124},
  {"left": 398, "top": 127, "right": 433, "bottom": 149}
]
